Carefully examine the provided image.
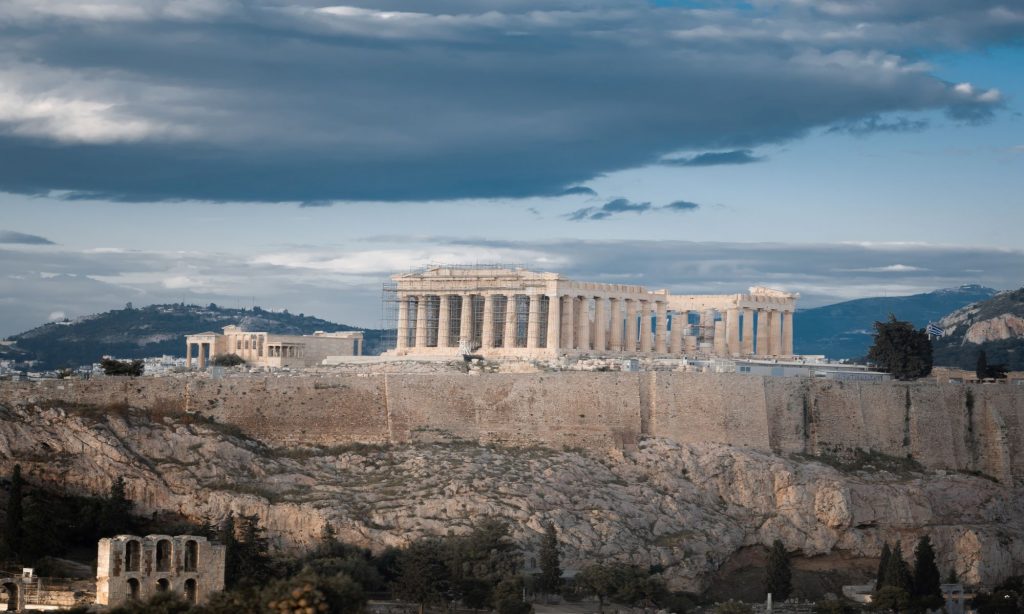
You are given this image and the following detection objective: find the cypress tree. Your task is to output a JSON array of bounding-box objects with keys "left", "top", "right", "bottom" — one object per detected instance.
[
  {"left": 884, "top": 541, "right": 913, "bottom": 594},
  {"left": 537, "top": 522, "right": 562, "bottom": 596},
  {"left": 876, "top": 542, "right": 892, "bottom": 588},
  {"left": 99, "top": 476, "right": 132, "bottom": 536},
  {"left": 3, "top": 465, "right": 25, "bottom": 559},
  {"left": 976, "top": 350, "right": 989, "bottom": 380},
  {"left": 763, "top": 539, "right": 793, "bottom": 601},
  {"left": 912, "top": 536, "right": 941, "bottom": 599}
]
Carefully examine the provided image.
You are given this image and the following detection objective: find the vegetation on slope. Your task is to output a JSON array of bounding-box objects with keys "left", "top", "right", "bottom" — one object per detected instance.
[{"left": 2, "top": 303, "right": 387, "bottom": 368}]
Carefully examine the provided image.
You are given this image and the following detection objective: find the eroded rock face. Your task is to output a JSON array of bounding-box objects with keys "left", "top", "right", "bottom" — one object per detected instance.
[
  {"left": 0, "top": 404, "right": 1022, "bottom": 592},
  {"left": 965, "top": 314, "right": 1024, "bottom": 344}
]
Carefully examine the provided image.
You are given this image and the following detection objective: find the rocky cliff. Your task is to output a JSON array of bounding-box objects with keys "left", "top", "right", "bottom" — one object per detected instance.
[
  {"left": 1, "top": 402, "right": 1021, "bottom": 595},
  {"left": 934, "top": 288, "right": 1024, "bottom": 370}
]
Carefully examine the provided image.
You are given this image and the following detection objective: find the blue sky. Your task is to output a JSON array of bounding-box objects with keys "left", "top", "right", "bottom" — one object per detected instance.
[{"left": 1, "top": 1, "right": 1022, "bottom": 336}]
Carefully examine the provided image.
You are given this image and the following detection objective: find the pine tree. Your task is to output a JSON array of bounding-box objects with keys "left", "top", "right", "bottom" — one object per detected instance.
[
  {"left": 912, "top": 536, "right": 941, "bottom": 599},
  {"left": 234, "top": 513, "right": 272, "bottom": 586},
  {"left": 220, "top": 512, "right": 241, "bottom": 587},
  {"left": 2, "top": 465, "right": 25, "bottom": 560},
  {"left": 884, "top": 541, "right": 913, "bottom": 594},
  {"left": 976, "top": 350, "right": 989, "bottom": 380},
  {"left": 867, "top": 315, "right": 933, "bottom": 380},
  {"left": 537, "top": 522, "right": 562, "bottom": 597},
  {"left": 876, "top": 542, "right": 892, "bottom": 588},
  {"left": 763, "top": 539, "right": 792, "bottom": 601}
]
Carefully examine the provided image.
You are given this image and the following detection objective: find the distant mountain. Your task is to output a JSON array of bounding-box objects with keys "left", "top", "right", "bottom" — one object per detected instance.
[
  {"left": 932, "top": 288, "right": 1024, "bottom": 370},
  {"left": 1, "top": 303, "right": 387, "bottom": 369},
  {"left": 794, "top": 285, "right": 998, "bottom": 359}
]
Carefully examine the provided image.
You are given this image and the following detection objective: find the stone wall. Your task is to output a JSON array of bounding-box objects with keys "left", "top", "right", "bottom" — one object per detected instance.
[{"left": 2, "top": 373, "right": 1022, "bottom": 482}]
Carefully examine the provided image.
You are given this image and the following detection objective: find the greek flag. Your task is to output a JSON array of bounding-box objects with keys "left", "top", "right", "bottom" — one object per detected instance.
[{"left": 926, "top": 323, "right": 944, "bottom": 337}]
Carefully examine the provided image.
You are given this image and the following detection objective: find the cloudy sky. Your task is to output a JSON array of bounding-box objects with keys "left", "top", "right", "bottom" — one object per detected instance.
[{"left": 1, "top": 0, "right": 1023, "bottom": 336}]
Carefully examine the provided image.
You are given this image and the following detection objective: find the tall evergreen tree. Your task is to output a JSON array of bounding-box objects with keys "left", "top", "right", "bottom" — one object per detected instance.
[
  {"left": 884, "top": 541, "right": 913, "bottom": 594},
  {"left": 234, "top": 513, "right": 272, "bottom": 586},
  {"left": 2, "top": 465, "right": 25, "bottom": 560},
  {"left": 867, "top": 315, "right": 933, "bottom": 380},
  {"left": 976, "top": 350, "right": 989, "bottom": 380},
  {"left": 876, "top": 542, "right": 892, "bottom": 588},
  {"left": 395, "top": 538, "right": 449, "bottom": 614},
  {"left": 763, "top": 539, "right": 793, "bottom": 601},
  {"left": 911, "top": 536, "right": 941, "bottom": 600},
  {"left": 537, "top": 522, "right": 562, "bottom": 596},
  {"left": 220, "top": 512, "right": 242, "bottom": 586},
  {"left": 99, "top": 476, "right": 132, "bottom": 536}
]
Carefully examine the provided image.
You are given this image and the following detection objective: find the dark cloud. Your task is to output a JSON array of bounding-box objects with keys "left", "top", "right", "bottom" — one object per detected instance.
[
  {"left": 568, "top": 198, "right": 702, "bottom": 220},
  {"left": 0, "top": 0, "right": 1014, "bottom": 202},
  {"left": 827, "top": 115, "right": 929, "bottom": 135},
  {"left": 299, "top": 200, "right": 334, "bottom": 208},
  {"left": 664, "top": 201, "right": 700, "bottom": 211},
  {"left": 661, "top": 150, "right": 762, "bottom": 167},
  {"left": 568, "top": 199, "right": 652, "bottom": 221},
  {"left": 0, "top": 230, "right": 55, "bottom": 245},
  {"left": 558, "top": 186, "right": 598, "bottom": 197}
]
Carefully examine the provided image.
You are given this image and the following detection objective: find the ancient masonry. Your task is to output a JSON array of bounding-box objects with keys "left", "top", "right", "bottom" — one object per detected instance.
[
  {"left": 4, "top": 373, "right": 1022, "bottom": 484},
  {"left": 185, "top": 325, "right": 363, "bottom": 369},
  {"left": 96, "top": 534, "right": 225, "bottom": 607},
  {"left": 386, "top": 266, "right": 798, "bottom": 358}
]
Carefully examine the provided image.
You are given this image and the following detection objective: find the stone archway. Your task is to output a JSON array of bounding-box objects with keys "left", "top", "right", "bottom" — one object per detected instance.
[{"left": 0, "top": 581, "right": 22, "bottom": 612}]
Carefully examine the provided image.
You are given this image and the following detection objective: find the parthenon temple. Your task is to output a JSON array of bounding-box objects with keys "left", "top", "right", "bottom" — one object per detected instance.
[{"left": 387, "top": 266, "right": 798, "bottom": 359}]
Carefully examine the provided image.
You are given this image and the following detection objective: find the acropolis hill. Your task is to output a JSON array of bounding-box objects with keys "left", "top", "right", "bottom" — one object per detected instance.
[{"left": 2, "top": 370, "right": 1024, "bottom": 595}]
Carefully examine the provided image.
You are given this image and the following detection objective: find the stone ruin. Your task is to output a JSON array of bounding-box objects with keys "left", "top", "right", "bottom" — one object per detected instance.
[{"left": 96, "top": 534, "right": 225, "bottom": 607}]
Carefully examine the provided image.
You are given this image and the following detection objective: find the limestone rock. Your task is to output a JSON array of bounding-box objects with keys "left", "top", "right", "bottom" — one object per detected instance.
[{"left": 0, "top": 403, "right": 1022, "bottom": 592}]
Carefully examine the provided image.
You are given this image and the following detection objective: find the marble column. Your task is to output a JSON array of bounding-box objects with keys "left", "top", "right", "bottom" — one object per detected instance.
[
  {"left": 396, "top": 297, "right": 409, "bottom": 350},
  {"left": 415, "top": 296, "right": 428, "bottom": 348},
  {"left": 592, "top": 297, "right": 607, "bottom": 352},
  {"left": 713, "top": 319, "right": 727, "bottom": 356},
  {"left": 576, "top": 296, "right": 590, "bottom": 350},
  {"left": 756, "top": 309, "right": 770, "bottom": 356},
  {"left": 625, "top": 299, "right": 638, "bottom": 352},
  {"left": 670, "top": 313, "right": 683, "bottom": 354},
  {"left": 561, "top": 295, "right": 574, "bottom": 349},
  {"left": 783, "top": 310, "right": 794, "bottom": 356},
  {"left": 504, "top": 294, "right": 518, "bottom": 348},
  {"left": 547, "top": 293, "right": 561, "bottom": 351},
  {"left": 726, "top": 307, "right": 740, "bottom": 356},
  {"left": 527, "top": 294, "right": 542, "bottom": 349},
  {"left": 609, "top": 298, "right": 623, "bottom": 351},
  {"left": 655, "top": 301, "right": 668, "bottom": 353},
  {"left": 741, "top": 307, "right": 754, "bottom": 355},
  {"left": 459, "top": 294, "right": 473, "bottom": 349},
  {"left": 437, "top": 294, "right": 451, "bottom": 348},
  {"left": 768, "top": 309, "right": 782, "bottom": 356},
  {"left": 198, "top": 343, "right": 207, "bottom": 369},
  {"left": 639, "top": 301, "right": 653, "bottom": 352},
  {"left": 186, "top": 343, "right": 192, "bottom": 368},
  {"left": 481, "top": 294, "right": 495, "bottom": 349}
]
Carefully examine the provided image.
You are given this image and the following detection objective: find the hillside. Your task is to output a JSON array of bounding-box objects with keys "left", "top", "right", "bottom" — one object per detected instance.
[
  {"left": 1, "top": 303, "right": 387, "bottom": 369},
  {"left": 933, "top": 288, "right": 1024, "bottom": 370},
  {"left": 794, "top": 285, "right": 997, "bottom": 359},
  {"left": 1, "top": 400, "right": 1021, "bottom": 595}
]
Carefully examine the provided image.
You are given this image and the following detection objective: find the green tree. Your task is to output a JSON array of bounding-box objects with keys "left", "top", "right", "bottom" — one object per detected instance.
[
  {"left": 911, "top": 536, "right": 941, "bottom": 601},
  {"left": 108, "top": 591, "right": 194, "bottom": 614},
  {"left": 576, "top": 564, "right": 618, "bottom": 612},
  {"left": 394, "top": 538, "right": 449, "bottom": 614},
  {"left": 872, "top": 586, "right": 911, "bottom": 613},
  {"left": 977, "top": 350, "right": 989, "bottom": 380},
  {"left": 2, "top": 465, "right": 25, "bottom": 560},
  {"left": 867, "top": 315, "right": 933, "bottom": 380},
  {"left": 20, "top": 493, "right": 59, "bottom": 564},
  {"left": 876, "top": 542, "right": 892, "bottom": 588},
  {"left": 815, "top": 598, "right": 852, "bottom": 614},
  {"left": 99, "top": 476, "right": 133, "bottom": 536},
  {"left": 882, "top": 541, "right": 912, "bottom": 595},
  {"left": 536, "top": 522, "right": 562, "bottom": 597},
  {"left": 235, "top": 513, "right": 272, "bottom": 586},
  {"left": 764, "top": 539, "right": 793, "bottom": 601},
  {"left": 100, "top": 358, "right": 145, "bottom": 376}
]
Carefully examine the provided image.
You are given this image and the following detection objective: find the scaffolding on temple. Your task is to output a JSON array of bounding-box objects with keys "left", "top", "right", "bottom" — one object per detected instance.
[{"left": 380, "top": 263, "right": 529, "bottom": 353}]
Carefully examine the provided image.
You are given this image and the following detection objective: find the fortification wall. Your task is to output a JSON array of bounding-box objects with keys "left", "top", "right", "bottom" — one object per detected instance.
[{"left": 2, "top": 373, "right": 1022, "bottom": 483}]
